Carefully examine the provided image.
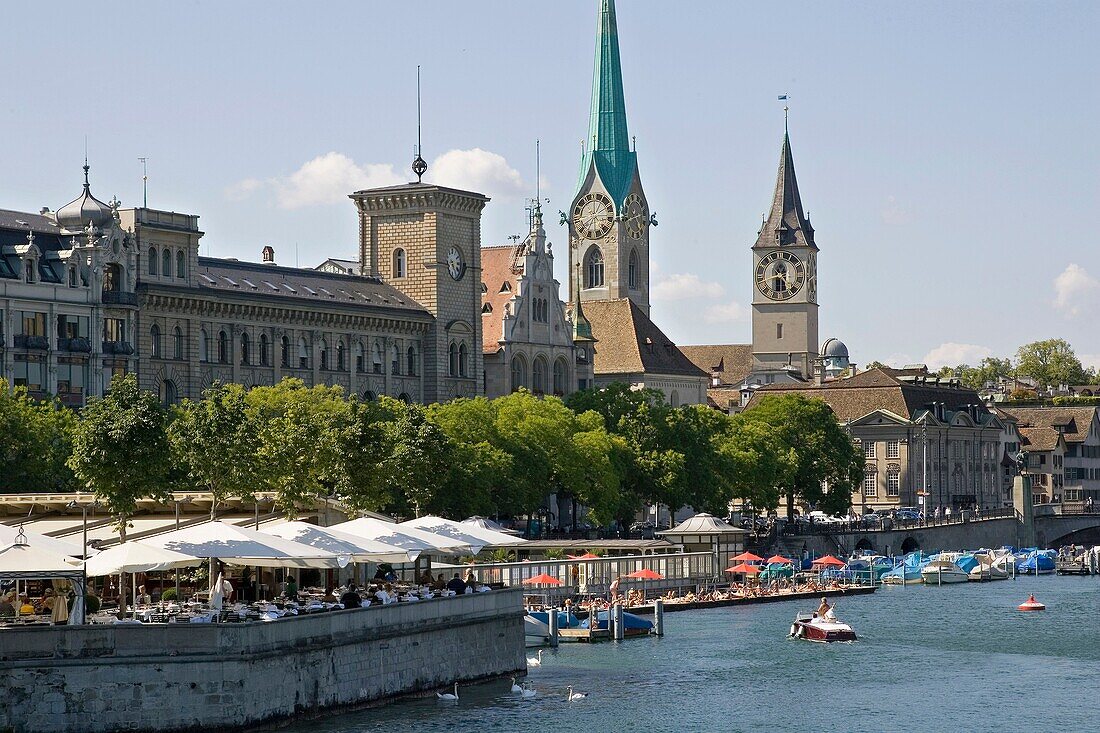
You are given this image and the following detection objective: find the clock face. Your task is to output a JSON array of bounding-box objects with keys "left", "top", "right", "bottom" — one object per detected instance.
[
  {"left": 447, "top": 246, "right": 466, "bottom": 281},
  {"left": 807, "top": 255, "right": 818, "bottom": 303},
  {"left": 623, "top": 193, "right": 648, "bottom": 239},
  {"left": 572, "top": 193, "right": 615, "bottom": 240},
  {"left": 755, "top": 251, "right": 806, "bottom": 301}
]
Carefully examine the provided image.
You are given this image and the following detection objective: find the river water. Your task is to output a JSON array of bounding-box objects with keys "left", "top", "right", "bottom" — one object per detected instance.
[{"left": 290, "top": 576, "right": 1099, "bottom": 733}]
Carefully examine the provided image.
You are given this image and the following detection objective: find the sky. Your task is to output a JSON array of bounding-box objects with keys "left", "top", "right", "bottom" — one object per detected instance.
[{"left": 4, "top": 1, "right": 1099, "bottom": 370}]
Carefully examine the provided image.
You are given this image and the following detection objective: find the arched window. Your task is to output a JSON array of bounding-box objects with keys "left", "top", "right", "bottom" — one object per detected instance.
[
  {"left": 407, "top": 346, "right": 417, "bottom": 376},
  {"left": 259, "top": 333, "right": 270, "bottom": 366},
  {"left": 240, "top": 332, "right": 250, "bottom": 365},
  {"left": 162, "top": 379, "right": 177, "bottom": 407},
  {"left": 162, "top": 249, "right": 172, "bottom": 278},
  {"left": 217, "top": 330, "right": 229, "bottom": 364},
  {"left": 148, "top": 247, "right": 158, "bottom": 275},
  {"left": 532, "top": 356, "right": 547, "bottom": 394},
  {"left": 362, "top": 390, "right": 377, "bottom": 401},
  {"left": 510, "top": 354, "right": 527, "bottom": 391},
  {"left": 390, "top": 344, "right": 400, "bottom": 375},
  {"left": 669, "top": 390, "right": 680, "bottom": 408},
  {"left": 150, "top": 325, "right": 162, "bottom": 358},
  {"left": 628, "top": 249, "right": 638, "bottom": 289},
  {"left": 553, "top": 358, "right": 567, "bottom": 395},
  {"left": 449, "top": 343, "right": 458, "bottom": 377},
  {"left": 297, "top": 336, "right": 310, "bottom": 369},
  {"left": 319, "top": 339, "right": 329, "bottom": 370},
  {"left": 392, "top": 248, "right": 406, "bottom": 278},
  {"left": 176, "top": 250, "right": 185, "bottom": 278},
  {"left": 173, "top": 326, "right": 183, "bottom": 359},
  {"left": 398, "top": 393, "right": 411, "bottom": 403},
  {"left": 200, "top": 329, "right": 209, "bottom": 362},
  {"left": 585, "top": 247, "right": 604, "bottom": 288},
  {"left": 458, "top": 343, "right": 468, "bottom": 377},
  {"left": 336, "top": 341, "right": 345, "bottom": 371},
  {"left": 371, "top": 342, "right": 383, "bottom": 374},
  {"left": 281, "top": 336, "right": 290, "bottom": 367},
  {"left": 354, "top": 342, "right": 365, "bottom": 373}
]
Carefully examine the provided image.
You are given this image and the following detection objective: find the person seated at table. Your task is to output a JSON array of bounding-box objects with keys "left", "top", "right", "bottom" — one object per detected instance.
[
  {"left": 322, "top": 587, "right": 338, "bottom": 604},
  {"left": 18, "top": 594, "right": 35, "bottom": 616},
  {"left": 284, "top": 576, "right": 298, "bottom": 599},
  {"left": 340, "top": 584, "right": 363, "bottom": 609},
  {"left": 37, "top": 590, "right": 56, "bottom": 615},
  {"left": 464, "top": 569, "right": 477, "bottom": 587},
  {"left": 446, "top": 573, "right": 466, "bottom": 595},
  {"left": 136, "top": 585, "right": 152, "bottom": 606},
  {"left": 418, "top": 570, "right": 434, "bottom": 586},
  {"left": 433, "top": 573, "right": 446, "bottom": 590},
  {"left": 0, "top": 592, "right": 14, "bottom": 617},
  {"left": 374, "top": 585, "right": 391, "bottom": 605}
]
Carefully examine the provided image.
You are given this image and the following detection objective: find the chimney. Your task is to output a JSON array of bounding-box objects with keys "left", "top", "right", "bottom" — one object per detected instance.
[{"left": 262, "top": 246, "right": 275, "bottom": 264}]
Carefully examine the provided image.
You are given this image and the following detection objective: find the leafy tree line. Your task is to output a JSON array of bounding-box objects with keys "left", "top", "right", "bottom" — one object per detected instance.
[
  {"left": 2, "top": 376, "right": 862, "bottom": 527},
  {"left": 867, "top": 338, "right": 1098, "bottom": 392}
]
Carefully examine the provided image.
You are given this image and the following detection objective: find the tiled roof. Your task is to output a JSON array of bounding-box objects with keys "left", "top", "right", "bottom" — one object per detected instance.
[
  {"left": 746, "top": 367, "right": 991, "bottom": 423},
  {"left": 753, "top": 131, "right": 816, "bottom": 250},
  {"left": 999, "top": 406, "right": 1098, "bottom": 444},
  {"left": 706, "top": 388, "right": 743, "bottom": 411},
  {"left": 180, "top": 257, "right": 429, "bottom": 314},
  {"left": 680, "top": 344, "right": 753, "bottom": 386},
  {"left": 480, "top": 244, "right": 523, "bottom": 353},
  {"left": 583, "top": 298, "right": 707, "bottom": 378},
  {"left": 1019, "top": 426, "right": 1062, "bottom": 452}
]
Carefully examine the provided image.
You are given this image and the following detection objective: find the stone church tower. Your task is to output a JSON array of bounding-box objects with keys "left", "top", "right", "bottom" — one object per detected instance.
[
  {"left": 567, "top": 0, "right": 653, "bottom": 317},
  {"left": 750, "top": 124, "right": 819, "bottom": 380}
]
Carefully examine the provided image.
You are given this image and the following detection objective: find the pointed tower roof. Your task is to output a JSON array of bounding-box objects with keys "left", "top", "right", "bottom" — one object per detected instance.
[
  {"left": 754, "top": 129, "right": 816, "bottom": 250},
  {"left": 571, "top": 265, "right": 596, "bottom": 344},
  {"left": 575, "top": 0, "right": 637, "bottom": 206}
]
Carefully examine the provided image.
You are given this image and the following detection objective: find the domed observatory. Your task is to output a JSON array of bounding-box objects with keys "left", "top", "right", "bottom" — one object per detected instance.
[{"left": 820, "top": 338, "right": 851, "bottom": 379}]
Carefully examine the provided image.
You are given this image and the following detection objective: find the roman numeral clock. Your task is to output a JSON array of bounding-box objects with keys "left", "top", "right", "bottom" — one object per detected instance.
[{"left": 755, "top": 251, "right": 807, "bottom": 301}]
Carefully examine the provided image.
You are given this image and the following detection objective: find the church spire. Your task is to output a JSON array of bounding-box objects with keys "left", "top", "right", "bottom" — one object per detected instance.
[
  {"left": 576, "top": 0, "right": 637, "bottom": 205},
  {"left": 754, "top": 127, "right": 816, "bottom": 250}
]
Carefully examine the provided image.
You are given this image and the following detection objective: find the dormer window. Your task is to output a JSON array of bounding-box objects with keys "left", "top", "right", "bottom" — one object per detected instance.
[
  {"left": 500, "top": 282, "right": 511, "bottom": 293},
  {"left": 24, "top": 259, "right": 35, "bottom": 283},
  {"left": 482, "top": 303, "right": 493, "bottom": 314},
  {"left": 68, "top": 266, "right": 77, "bottom": 287}
]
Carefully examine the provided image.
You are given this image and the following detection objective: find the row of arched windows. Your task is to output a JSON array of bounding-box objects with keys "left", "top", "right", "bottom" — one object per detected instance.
[
  {"left": 149, "top": 324, "right": 185, "bottom": 360},
  {"left": 148, "top": 247, "right": 186, "bottom": 279},
  {"left": 582, "top": 247, "right": 640, "bottom": 290},
  {"left": 194, "top": 328, "right": 419, "bottom": 376},
  {"left": 531, "top": 298, "right": 550, "bottom": 323},
  {"left": 510, "top": 354, "right": 569, "bottom": 395},
  {"left": 448, "top": 342, "right": 469, "bottom": 378}
]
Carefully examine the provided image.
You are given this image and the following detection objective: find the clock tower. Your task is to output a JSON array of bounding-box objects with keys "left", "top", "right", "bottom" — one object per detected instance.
[
  {"left": 750, "top": 124, "right": 819, "bottom": 380},
  {"left": 568, "top": 0, "right": 653, "bottom": 316}
]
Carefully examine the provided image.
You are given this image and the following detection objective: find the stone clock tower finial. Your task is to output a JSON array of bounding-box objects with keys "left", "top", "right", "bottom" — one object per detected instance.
[{"left": 750, "top": 121, "right": 819, "bottom": 380}]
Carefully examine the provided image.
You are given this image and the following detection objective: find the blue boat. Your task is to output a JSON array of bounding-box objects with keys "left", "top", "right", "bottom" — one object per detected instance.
[
  {"left": 1016, "top": 550, "right": 1056, "bottom": 575},
  {"left": 881, "top": 551, "right": 930, "bottom": 585},
  {"left": 580, "top": 610, "right": 654, "bottom": 636}
]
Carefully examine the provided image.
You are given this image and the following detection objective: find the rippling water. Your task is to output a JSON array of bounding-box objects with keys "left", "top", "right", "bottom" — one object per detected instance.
[{"left": 289, "top": 576, "right": 1099, "bottom": 733}]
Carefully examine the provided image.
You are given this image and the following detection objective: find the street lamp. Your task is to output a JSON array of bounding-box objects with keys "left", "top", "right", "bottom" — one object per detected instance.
[
  {"left": 172, "top": 496, "right": 193, "bottom": 601},
  {"left": 67, "top": 498, "right": 98, "bottom": 615}
]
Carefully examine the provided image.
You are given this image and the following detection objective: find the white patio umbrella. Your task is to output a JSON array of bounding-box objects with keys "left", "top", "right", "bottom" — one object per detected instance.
[
  {"left": 0, "top": 523, "right": 91, "bottom": 558},
  {"left": 329, "top": 517, "right": 476, "bottom": 555},
  {"left": 85, "top": 543, "right": 201, "bottom": 576},
  {"left": 261, "top": 522, "right": 418, "bottom": 563},
  {"left": 404, "top": 515, "right": 525, "bottom": 549},
  {"left": 0, "top": 539, "right": 85, "bottom": 622},
  {"left": 463, "top": 516, "right": 521, "bottom": 536},
  {"left": 209, "top": 572, "right": 224, "bottom": 611},
  {"left": 137, "top": 520, "right": 349, "bottom": 568}
]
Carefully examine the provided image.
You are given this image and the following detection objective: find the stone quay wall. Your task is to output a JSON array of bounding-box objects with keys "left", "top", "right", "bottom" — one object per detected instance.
[{"left": 0, "top": 589, "right": 525, "bottom": 733}]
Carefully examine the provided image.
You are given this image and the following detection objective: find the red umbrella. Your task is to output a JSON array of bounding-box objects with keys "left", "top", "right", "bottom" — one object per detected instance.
[
  {"left": 725, "top": 563, "right": 762, "bottom": 574},
  {"left": 766, "top": 555, "right": 793, "bottom": 565},
  {"left": 731, "top": 551, "right": 763, "bottom": 563},
  {"left": 812, "top": 555, "right": 846, "bottom": 567},
  {"left": 521, "top": 573, "right": 563, "bottom": 586},
  {"left": 568, "top": 552, "right": 601, "bottom": 560},
  {"left": 625, "top": 568, "right": 663, "bottom": 580}
]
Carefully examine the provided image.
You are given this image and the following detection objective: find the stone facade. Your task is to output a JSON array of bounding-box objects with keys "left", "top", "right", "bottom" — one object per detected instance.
[{"left": 0, "top": 590, "right": 525, "bottom": 733}]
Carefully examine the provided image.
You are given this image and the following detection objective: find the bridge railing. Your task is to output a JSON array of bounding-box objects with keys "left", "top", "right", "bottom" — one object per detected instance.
[{"left": 780, "top": 506, "right": 1017, "bottom": 536}]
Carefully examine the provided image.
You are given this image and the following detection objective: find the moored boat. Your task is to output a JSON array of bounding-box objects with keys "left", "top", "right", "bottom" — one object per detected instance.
[
  {"left": 921, "top": 558, "right": 969, "bottom": 584},
  {"left": 788, "top": 611, "right": 857, "bottom": 643},
  {"left": 1016, "top": 550, "right": 1056, "bottom": 575}
]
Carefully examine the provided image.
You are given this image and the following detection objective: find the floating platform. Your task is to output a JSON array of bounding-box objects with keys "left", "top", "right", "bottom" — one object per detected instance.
[{"left": 624, "top": 585, "right": 877, "bottom": 615}]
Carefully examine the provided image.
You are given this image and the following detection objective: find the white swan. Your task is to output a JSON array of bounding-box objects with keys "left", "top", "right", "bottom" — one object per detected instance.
[
  {"left": 567, "top": 685, "right": 588, "bottom": 701},
  {"left": 510, "top": 677, "right": 523, "bottom": 693},
  {"left": 521, "top": 686, "right": 537, "bottom": 698},
  {"left": 526, "top": 650, "right": 543, "bottom": 667},
  {"left": 436, "top": 682, "right": 459, "bottom": 701}
]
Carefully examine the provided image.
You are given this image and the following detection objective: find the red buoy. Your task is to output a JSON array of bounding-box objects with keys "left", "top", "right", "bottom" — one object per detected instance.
[{"left": 1017, "top": 594, "right": 1046, "bottom": 612}]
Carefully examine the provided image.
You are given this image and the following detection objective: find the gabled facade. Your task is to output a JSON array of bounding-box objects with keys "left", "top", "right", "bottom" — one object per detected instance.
[{"left": 998, "top": 406, "right": 1100, "bottom": 503}]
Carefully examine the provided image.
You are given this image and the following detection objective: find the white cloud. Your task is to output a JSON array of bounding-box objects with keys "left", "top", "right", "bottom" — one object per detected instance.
[
  {"left": 652, "top": 273, "right": 725, "bottom": 301},
  {"left": 226, "top": 152, "right": 403, "bottom": 209},
  {"left": 428, "top": 148, "right": 527, "bottom": 198},
  {"left": 922, "top": 342, "right": 993, "bottom": 370},
  {"left": 1052, "top": 263, "right": 1100, "bottom": 318},
  {"left": 702, "top": 301, "right": 747, "bottom": 324},
  {"left": 1079, "top": 354, "right": 1100, "bottom": 372}
]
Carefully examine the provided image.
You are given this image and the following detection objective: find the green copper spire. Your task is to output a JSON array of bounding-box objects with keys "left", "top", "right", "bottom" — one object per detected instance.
[{"left": 576, "top": 0, "right": 637, "bottom": 206}]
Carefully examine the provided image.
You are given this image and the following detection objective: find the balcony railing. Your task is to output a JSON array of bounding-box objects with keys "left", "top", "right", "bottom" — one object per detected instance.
[
  {"left": 102, "top": 291, "right": 139, "bottom": 307},
  {"left": 58, "top": 337, "right": 92, "bottom": 352},
  {"left": 102, "top": 341, "right": 135, "bottom": 355},
  {"left": 14, "top": 335, "right": 49, "bottom": 350}
]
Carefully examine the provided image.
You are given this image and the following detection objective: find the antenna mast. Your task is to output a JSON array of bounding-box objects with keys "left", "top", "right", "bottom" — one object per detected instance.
[
  {"left": 138, "top": 157, "right": 148, "bottom": 208},
  {"left": 412, "top": 66, "right": 427, "bottom": 183}
]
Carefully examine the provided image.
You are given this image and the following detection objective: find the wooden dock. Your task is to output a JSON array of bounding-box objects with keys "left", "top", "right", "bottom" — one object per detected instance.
[{"left": 624, "top": 585, "right": 877, "bottom": 615}]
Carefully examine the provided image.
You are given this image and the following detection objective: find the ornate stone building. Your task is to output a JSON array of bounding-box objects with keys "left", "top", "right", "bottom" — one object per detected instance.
[
  {"left": 481, "top": 206, "right": 593, "bottom": 398},
  {"left": 564, "top": 0, "right": 706, "bottom": 405}
]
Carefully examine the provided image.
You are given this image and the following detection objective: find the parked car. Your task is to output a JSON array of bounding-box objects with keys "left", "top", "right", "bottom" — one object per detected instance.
[
  {"left": 629, "top": 521, "right": 654, "bottom": 533},
  {"left": 896, "top": 509, "right": 922, "bottom": 521}
]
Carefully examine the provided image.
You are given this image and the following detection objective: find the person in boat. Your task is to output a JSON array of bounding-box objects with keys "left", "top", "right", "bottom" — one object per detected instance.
[{"left": 816, "top": 597, "right": 831, "bottom": 617}]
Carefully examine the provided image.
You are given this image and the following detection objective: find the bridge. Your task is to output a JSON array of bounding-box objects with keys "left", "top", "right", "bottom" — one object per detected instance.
[{"left": 774, "top": 506, "right": 1100, "bottom": 557}]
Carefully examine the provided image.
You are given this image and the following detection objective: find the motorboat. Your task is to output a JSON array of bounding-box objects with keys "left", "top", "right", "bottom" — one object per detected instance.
[
  {"left": 968, "top": 557, "right": 1009, "bottom": 581},
  {"left": 789, "top": 609, "right": 856, "bottom": 643},
  {"left": 580, "top": 609, "right": 654, "bottom": 637},
  {"left": 921, "top": 558, "right": 969, "bottom": 584},
  {"left": 1016, "top": 550, "right": 1056, "bottom": 575},
  {"left": 881, "top": 552, "right": 929, "bottom": 585}
]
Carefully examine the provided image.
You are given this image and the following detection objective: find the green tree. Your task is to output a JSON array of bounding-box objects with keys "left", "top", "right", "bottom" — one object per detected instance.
[
  {"left": 169, "top": 382, "right": 259, "bottom": 518},
  {"left": 382, "top": 400, "right": 453, "bottom": 518},
  {"left": 938, "top": 357, "right": 1013, "bottom": 391},
  {"left": 0, "top": 384, "right": 76, "bottom": 492},
  {"left": 720, "top": 416, "right": 788, "bottom": 512},
  {"left": 67, "top": 374, "right": 172, "bottom": 535},
  {"left": 864, "top": 361, "right": 890, "bottom": 371},
  {"left": 332, "top": 397, "right": 403, "bottom": 514},
  {"left": 739, "top": 393, "right": 862, "bottom": 519},
  {"left": 1015, "top": 338, "right": 1089, "bottom": 388},
  {"left": 427, "top": 397, "right": 515, "bottom": 517}
]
